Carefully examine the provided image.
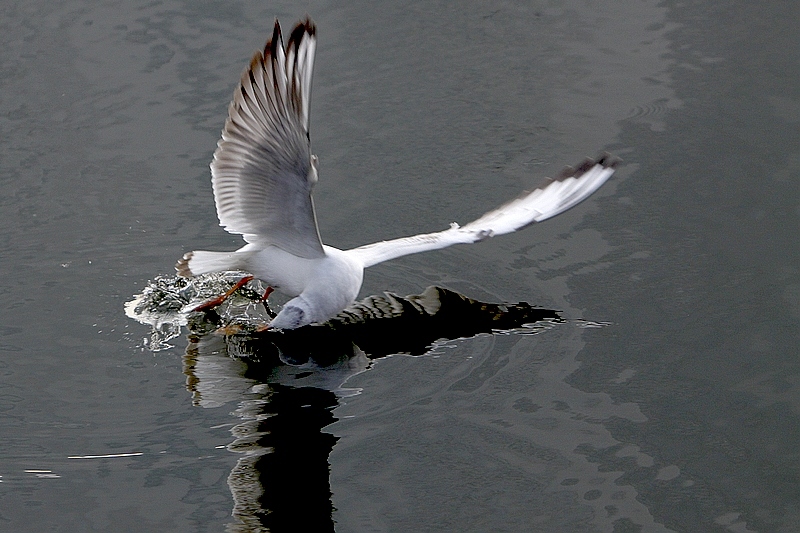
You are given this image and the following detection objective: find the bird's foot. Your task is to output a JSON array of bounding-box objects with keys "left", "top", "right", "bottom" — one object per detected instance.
[
  {"left": 191, "top": 275, "right": 254, "bottom": 312},
  {"left": 211, "top": 321, "right": 270, "bottom": 336},
  {"left": 213, "top": 324, "right": 246, "bottom": 336}
]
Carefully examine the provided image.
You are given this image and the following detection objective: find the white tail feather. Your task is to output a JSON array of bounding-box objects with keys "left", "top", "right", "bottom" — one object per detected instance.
[{"left": 176, "top": 251, "right": 252, "bottom": 277}]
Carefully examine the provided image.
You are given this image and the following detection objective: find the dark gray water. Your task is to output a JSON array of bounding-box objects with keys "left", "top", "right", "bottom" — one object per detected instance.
[{"left": 2, "top": 0, "right": 799, "bottom": 532}]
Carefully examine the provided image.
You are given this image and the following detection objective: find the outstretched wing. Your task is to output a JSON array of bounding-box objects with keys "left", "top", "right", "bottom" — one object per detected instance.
[
  {"left": 347, "top": 154, "right": 618, "bottom": 268},
  {"left": 210, "top": 18, "right": 325, "bottom": 258}
]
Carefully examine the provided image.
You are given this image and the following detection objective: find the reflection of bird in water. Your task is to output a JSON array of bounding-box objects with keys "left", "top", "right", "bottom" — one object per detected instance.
[
  {"left": 175, "top": 17, "right": 617, "bottom": 330},
  {"left": 167, "top": 282, "right": 562, "bottom": 533},
  {"left": 126, "top": 272, "right": 561, "bottom": 360},
  {"left": 222, "top": 285, "right": 561, "bottom": 367}
]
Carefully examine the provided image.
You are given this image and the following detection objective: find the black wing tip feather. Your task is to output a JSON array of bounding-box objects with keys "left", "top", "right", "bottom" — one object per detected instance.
[
  {"left": 264, "top": 17, "right": 315, "bottom": 57},
  {"left": 289, "top": 17, "right": 316, "bottom": 44},
  {"left": 266, "top": 19, "right": 283, "bottom": 56},
  {"left": 556, "top": 152, "right": 621, "bottom": 181}
]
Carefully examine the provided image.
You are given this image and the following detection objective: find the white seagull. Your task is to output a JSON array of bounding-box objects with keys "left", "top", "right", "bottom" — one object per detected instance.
[{"left": 177, "top": 18, "right": 617, "bottom": 330}]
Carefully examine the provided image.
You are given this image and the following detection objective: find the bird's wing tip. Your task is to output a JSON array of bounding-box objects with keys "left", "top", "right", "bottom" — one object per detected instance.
[
  {"left": 556, "top": 152, "right": 621, "bottom": 181},
  {"left": 290, "top": 16, "right": 316, "bottom": 39}
]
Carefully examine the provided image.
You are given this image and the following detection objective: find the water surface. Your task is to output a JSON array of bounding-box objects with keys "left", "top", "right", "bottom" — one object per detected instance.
[{"left": 1, "top": 0, "right": 798, "bottom": 532}]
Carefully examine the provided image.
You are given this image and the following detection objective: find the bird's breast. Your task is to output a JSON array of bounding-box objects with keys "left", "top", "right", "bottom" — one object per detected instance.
[{"left": 246, "top": 245, "right": 364, "bottom": 303}]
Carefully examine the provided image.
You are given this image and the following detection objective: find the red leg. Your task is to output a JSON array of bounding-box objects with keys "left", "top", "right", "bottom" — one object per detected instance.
[
  {"left": 192, "top": 275, "right": 254, "bottom": 312},
  {"left": 259, "top": 286, "right": 276, "bottom": 318},
  {"left": 260, "top": 286, "right": 274, "bottom": 301}
]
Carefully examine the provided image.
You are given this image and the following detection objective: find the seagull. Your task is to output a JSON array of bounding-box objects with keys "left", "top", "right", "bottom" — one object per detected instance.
[{"left": 176, "top": 18, "right": 617, "bottom": 330}]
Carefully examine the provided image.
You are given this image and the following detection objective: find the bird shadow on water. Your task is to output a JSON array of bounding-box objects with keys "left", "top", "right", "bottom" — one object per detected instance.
[{"left": 126, "top": 274, "right": 561, "bottom": 532}]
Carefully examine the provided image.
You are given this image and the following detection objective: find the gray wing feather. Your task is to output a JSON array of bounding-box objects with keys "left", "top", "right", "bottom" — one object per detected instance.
[{"left": 210, "top": 18, "right": 325, "bottom": 259}]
